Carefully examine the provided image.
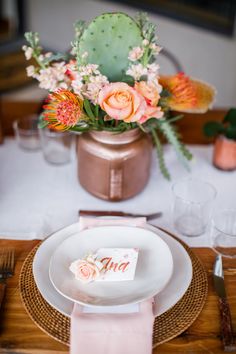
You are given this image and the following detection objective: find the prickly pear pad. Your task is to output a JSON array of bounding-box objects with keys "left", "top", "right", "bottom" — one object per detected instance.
[{"left": 79, "top": 13, "right": 143, "bottom": 81}]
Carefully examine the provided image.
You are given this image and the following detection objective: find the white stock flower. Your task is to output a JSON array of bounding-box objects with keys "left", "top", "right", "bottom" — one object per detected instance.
[
  {"left": 36, "top": 62, "right": 67, "bottom": 91},
  {"left": 71, "top": 78, "right": 84, "bottom": 96},
  {"left": 83, "top": 74, "right": 109, "bottom": 104},
  {"left": 26, "top": 65, "right": 37, "bottom": 78},
  {"left": 45, "top": 52, "right": 53, "bottom": 58},
  {"left": 126, "top": 63, "right": 148, "bottom": 80},
  {"left": 128, "top": 47, "right": 144, "bottom": 62},
  {"left": 150, "top": 43, "right": 162, "bottom": 55},
  {"left": 142, "top": 39, "right": 149, "bottom": 46},
  {"left": 81, "top": 51, "right": 88, "bottom": 59},
  {"left": 79, "top": 64, "right": 99, "bottom": 76},
  {"left": 22, "top": 45, "right": 33, "bottom": 60},
  {"left": 147, "top": 63, "right": 160, "bottom": 81}
]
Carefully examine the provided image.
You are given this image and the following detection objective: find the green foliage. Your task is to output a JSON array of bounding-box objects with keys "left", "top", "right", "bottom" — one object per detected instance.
[
  {"left": 78, "top": 13, "right": 143, "bottom": 81},
  {"left": 204, "top": 108, "right": 236, "bottom": 141},
  {"left": 156, "top": 120, "right": 192, "bottom": 171},
  {"left": 83, "top": 99, "right": 96, "bottom": 120},
  {"left": 223, "top": 108, "right": 236, "bottom": 126},
  {"left": 144, "top": 116, "right": 192, "bottom": 178},
  {"left": 150, "top": 127, "right": 170, "bottom": 180},
  {"left": 43, "top": 53, "right": 70, "bottom": 65}
]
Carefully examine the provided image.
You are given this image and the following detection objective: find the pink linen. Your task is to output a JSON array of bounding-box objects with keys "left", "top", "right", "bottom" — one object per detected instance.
[
  {"left": 79, "top": 216, "right": 147, "bottom": 231},
  {"left": 70, "top": 216, "right": 155, "bottom": 354}
]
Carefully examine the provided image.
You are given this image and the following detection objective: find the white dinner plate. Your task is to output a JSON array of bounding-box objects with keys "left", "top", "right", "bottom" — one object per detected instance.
[
  {"left": 49, "top": 226, "right": 174, "bottom": 307},
  {"left": 33, "top": 222, "right": 192, "bottom": 316}
]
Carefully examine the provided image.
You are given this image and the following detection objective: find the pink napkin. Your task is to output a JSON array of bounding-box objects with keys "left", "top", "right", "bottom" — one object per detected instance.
[{"left": 70, "top": 216, "right": 155, "bottom": 354}]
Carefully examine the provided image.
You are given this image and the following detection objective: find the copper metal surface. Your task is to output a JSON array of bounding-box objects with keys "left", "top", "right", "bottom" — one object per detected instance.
[{"left": 77, "top": 129, "right": 152, "bottom": 201}]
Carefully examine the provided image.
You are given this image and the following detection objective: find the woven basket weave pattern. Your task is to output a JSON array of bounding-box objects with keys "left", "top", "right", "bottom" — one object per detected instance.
[{"left": 19, "top": 239, "right": 208, "bottom": 347}]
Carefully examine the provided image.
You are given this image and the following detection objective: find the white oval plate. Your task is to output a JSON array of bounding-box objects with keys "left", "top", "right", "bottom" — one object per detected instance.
[
  {"left": 33, "top": 223, "right": 192, "bottom": 316},
  {"left": 49, "top": 226, "right": 173, "bottom": 307}
]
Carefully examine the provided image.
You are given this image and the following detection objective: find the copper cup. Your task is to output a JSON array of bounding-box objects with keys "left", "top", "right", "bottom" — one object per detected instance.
[
  {"left": 77, "top": 129, "right": 152, "bottom": 201},
  {"left": 213, "top": 136, "right": 236, "bottom": 171}
]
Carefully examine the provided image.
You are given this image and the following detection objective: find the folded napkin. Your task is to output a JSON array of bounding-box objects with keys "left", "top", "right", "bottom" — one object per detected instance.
[{"left": 70, "top": 216, "right": 155, "bottom": 354}]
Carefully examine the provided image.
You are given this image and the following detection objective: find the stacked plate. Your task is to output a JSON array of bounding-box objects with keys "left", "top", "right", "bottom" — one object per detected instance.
[{"left": 32, "top": 222, "right": 192, "bottom": 317}]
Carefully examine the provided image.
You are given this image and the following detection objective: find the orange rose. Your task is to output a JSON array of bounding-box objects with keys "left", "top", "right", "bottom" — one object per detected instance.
[
  {"left": 135, "top": 81, "right": 160, "bottom": 106},
  {"left": 140, "top": 105, "right": 164, "bottom": 123},
  {"left": 98, "top": 82, "right": 147, "bottom": 123}
]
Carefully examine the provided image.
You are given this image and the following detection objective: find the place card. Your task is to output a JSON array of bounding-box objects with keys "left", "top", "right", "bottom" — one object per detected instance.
[{"left": 96, "top": 248, "right": 139, "bottom": 281}]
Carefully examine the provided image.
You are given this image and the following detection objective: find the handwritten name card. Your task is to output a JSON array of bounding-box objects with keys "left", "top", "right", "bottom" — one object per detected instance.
[{"left": 96, "top": 248, "right": 139, "bottom": 281}]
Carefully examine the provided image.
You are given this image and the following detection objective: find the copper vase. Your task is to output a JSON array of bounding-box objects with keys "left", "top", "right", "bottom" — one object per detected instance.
[
  {"left": 77, "top": 129, "right": 152, "bottom": 201},
  {"left": 213, "top": 136, "right": 236, "bottom": 171}
]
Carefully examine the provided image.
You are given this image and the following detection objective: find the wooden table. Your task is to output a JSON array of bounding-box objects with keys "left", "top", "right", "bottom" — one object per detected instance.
[{"left": 0, "top": 240, "right": 236, "bottom": 353}]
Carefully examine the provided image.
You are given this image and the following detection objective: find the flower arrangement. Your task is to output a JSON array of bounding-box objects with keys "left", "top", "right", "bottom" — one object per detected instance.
[{"left": 23, "top": 12, "right": 215, "bottom": 179}]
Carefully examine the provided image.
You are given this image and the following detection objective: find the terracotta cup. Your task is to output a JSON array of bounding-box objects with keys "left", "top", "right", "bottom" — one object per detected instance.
[
  {"left": 213, "top": 136, "right": 236, "bottom": 171},
  {"left": 77, "top": 129, "right": 153, "bottom": 201}
]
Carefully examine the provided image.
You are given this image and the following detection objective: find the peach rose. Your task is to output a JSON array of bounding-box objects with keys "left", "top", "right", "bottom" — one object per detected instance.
[
  {"left": 98, "top": 82, "right": 147, "bottom": 123},
  {"left": 140, "top": 105, "right": 164, "bottom": 123},
  {"left": 134, "top": 81, "right": 160, "bottom": 106},
  {"left": 69, "top": 255, "right": 103, "bottom": 283}
]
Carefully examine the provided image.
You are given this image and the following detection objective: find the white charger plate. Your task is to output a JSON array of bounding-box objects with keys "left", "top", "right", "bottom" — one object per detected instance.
[
  {"left": 33, "top": 222, "right": 192, "bottom": 316},
  {"left": 49, "top": 226, "right": 174, "bottom": 307}
]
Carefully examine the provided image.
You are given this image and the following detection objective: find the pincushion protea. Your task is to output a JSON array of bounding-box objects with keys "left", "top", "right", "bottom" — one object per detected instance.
[
  {"left": 160, "top": 73, "right": 215, "bottom": 113},
  {"left": 43, "top": 90, "right": 86, "bottom": 131}
]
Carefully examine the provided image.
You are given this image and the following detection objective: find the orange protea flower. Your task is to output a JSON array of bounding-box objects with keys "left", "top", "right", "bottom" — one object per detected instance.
[
  {"left": 43, "top": 89, "right": 85, "bottom": 131},
  {"left": 159, "top": 72, "right": 215, "bottom": 113}
]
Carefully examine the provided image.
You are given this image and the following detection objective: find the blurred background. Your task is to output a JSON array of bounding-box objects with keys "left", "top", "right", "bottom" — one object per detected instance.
[{"left": 0, "top": 0, "right": 236, "bottom": 140}]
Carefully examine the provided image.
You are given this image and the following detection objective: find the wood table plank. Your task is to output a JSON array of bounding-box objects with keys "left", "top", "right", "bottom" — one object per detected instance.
[{"left": 0, "top": 240, "right": 236, "bottom": 353}]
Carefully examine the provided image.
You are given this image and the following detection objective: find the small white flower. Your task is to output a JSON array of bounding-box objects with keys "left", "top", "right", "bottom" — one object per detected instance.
[
  {"left": 22, "top": 46, "right": 33, "bottom": 60},
  {"left": 26, "top": 65, "right": 37, "bottom": 78},
  {"left": 45, "top": 52, "right": 53, "bottom": 58},
  {"left": 71, "top": 78, "right": 84, "bottom": 96},
  {"left": 38, "top": 54, "right": 45, "bottom": 62},
  {"left": 150, "top": 43, "right": 162, "bottom": 55},
  {"left": 128, "top": 47, "right": 144, "bottom": 62},
  {"left": 142, "top": 39, "right": 149, "bottom": 46},
  {"left": 79, "top": 64, "right": 100, "bottom": 76},
  {"left": 36, "top": 62, "right": 67, "bottom": 91},
  {"left": 147, "top": 63, "right": 160, "bottom": 73},
  {"left": 58, "top": 82, "right": 68, "bottom": 89},
  {"left": 126, "top": 63, "right": 148, "bottom": 80},
  {"left": 81, "top": 51, "right": 88, "bottom": 59},
  {"left": 89, "top": 74, "right": 108, "bottom": 85}
]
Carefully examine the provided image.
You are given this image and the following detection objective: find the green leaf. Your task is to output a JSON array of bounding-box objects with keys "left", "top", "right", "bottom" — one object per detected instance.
[
  {"left": 43, "top": 53, "right": 70, "bottom": 65},
  {"left": 160, "top": 89, "right": 171, "bottom": 98},
  {"left": 95, "top": 105, "right": 99, "bottom": 118},
  {"left": 121, "top": 75, "right": 135, "bottom": 86},
  {"left": 203, "top": 121, "right": 223, "bottom": 137},
  {"left": 223, "top": 108, "right": 236, "bottom": 127},
  {"left": 151, "top": 127, "right": 170, "bottom": 180},
  {"left": 83, "top": 99, "right": 95, "bottom": 120},
  {"left": 225, "top": 125, "right": 236, "bottom": 140},
  {"left": 167, "top": 114, "right": 184, "bottom": 123},
  {"left": 137, "top": 123, "right": 147, "bottom": 133},
  {"left": 157, "top": 120, "right": 192, "bottom": 170},
  {"left": 38, "top": 120, "right": 49, "bottom": 129}
]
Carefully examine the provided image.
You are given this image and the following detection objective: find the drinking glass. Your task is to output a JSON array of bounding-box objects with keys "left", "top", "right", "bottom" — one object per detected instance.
[
  {"left": 172, "top": 178, "right": 217, "bottom": 236},
  {"left": 13, "top": 115, "right": 41, "bottom": 151},
  {"left": 211, "top": 209, "right": 236, "bottom": 258},
  {"left": 39, "top": 128, "right": 74, "bottom": 164}
]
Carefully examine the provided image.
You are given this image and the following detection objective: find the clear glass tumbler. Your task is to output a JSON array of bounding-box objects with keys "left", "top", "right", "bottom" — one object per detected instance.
[
  {"left": 211, "top": 209, "right": 236, "bottom": 258},
  {"left": 172, "top": 178, "right": 217, "bottom": 236},
  {"left": 39, "top": 128, "right": 73, "bottom": 165},
  {"left": 13, "top": 115, "right": 41, "bottom": 151}
]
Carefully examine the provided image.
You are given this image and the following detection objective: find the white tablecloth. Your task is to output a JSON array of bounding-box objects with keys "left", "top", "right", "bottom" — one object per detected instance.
[{"left": 0, "top": 138, "right": 235, "bottom": 247}]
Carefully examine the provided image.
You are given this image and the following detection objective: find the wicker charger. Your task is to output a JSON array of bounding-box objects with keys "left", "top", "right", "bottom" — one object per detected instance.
[{"left": 19, "top": 237, "right": 208, "bottom": 348}]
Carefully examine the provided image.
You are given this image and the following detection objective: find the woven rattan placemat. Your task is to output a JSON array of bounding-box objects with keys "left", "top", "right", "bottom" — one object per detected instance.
[{"left": 19, "top": 237, "right": 208, "bottom": 348}]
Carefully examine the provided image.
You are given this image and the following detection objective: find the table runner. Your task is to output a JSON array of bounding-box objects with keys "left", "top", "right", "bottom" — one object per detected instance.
[{"left": 0, "top": 138, "right": 236, "bottom": 246}]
